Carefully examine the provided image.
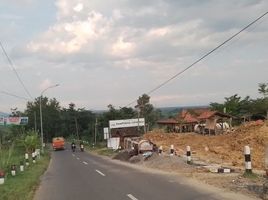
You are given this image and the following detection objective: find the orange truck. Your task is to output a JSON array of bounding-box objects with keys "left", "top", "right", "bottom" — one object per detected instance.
[{"left": 52, "top": 137, "right": 65, "bottom": 150}]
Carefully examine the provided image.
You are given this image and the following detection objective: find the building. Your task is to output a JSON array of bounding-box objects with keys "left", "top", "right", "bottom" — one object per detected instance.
[
  {"left": 197, "top": 110, "right": 233, "bottom": 135},
  {"left": 157, "top": 108, "right": 233, "bottom": 135}
]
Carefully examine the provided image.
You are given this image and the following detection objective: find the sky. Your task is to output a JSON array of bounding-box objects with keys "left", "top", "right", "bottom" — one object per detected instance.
[{"left": 0, "top": 0, "right": 267, "bottom": 113}]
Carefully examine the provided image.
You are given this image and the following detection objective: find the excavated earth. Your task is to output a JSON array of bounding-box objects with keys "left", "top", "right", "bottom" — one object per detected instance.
[{"left": 143, "top": 121, "right": 268, "bottom": 170}]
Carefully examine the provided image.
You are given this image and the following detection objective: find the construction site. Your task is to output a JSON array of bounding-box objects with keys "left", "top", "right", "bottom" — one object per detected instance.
[
  {"left": 112, "top": 119, "right": 268, "bottom": 199},
  {"left": 144, "top": 120, "right": 268, "bottom": 170}
]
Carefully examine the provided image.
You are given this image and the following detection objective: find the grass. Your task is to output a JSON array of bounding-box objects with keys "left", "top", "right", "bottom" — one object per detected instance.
[
  {"left": 0, "top": 147, "right": 25, "bottom": 172},
  {"left": 92, "top": 148, "right": 119, "bottom": 157},
  {"left": 243, "top": 171, "right": 259, "bottom": 179},
  {"left": 0, "top": 152, "right": 50, "bottom": 200},
  {"left": 85, "top": 142, "right": 119, "bottom": 157}
]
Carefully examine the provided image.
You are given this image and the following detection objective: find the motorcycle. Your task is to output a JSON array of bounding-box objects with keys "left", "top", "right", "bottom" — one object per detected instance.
[
  {"left": 71, "top": 143, "right": 76, "bottom": 152},
  {"left": 80, "top": 144, "right": 84, "bottom": 152}
]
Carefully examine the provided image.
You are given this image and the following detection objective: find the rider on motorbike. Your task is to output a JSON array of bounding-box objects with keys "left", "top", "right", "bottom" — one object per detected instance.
[
  {"left": 71, "top": 141, "right": 76, "bottom": 152},
  {"left": 80, "top": 141, "right": 84, "bottom": 152}
]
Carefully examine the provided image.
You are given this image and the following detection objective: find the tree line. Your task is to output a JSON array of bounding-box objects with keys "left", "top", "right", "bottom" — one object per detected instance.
[
  {"left": 19, "top": 94, "right": 161, "bottom": 143},
  {"left": 1, "top": 83, "right": 267, "bottom": 144},
  {"left": 210, "top": 83, "right": 268, "bottom": 120}
]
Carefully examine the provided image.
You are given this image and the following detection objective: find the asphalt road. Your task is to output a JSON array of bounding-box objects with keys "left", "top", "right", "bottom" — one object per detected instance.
[{"left": 34, "top": 147, "right": 254, "bottom": 200}]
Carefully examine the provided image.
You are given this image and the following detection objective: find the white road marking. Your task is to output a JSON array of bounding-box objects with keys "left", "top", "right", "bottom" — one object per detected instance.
[
  {"left": 72, "top": 154, "right": 75, "bottom": 157},
  {"left": 83, "top": 161, "right": 88, "bottom": 165},
  {"left": 76, "top": 157, "right": 80, "bottom": 160},
  {"left": 127, "top": 194, "right": 138, "bottom": 200},
  {"left": 95, "top": 169, "right": 106, "bottom": 176}
]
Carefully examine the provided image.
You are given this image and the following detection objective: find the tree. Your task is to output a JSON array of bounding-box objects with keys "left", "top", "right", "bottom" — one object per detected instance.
[
  {"left": 258, "top": 83, "right": 268, "bottom": 119},
  {"left": 210, "top": 102, "right": 225, "bottom": 112},
  {"left": 24, "top": 97, "right": 61, "bottom": 142},
  {"left": 23, "top": 130, "right": 40, "bottom": 153},
  {"left": 258, "top": 83, "right": 268, "bottom": 98},
  {"left": 210, "top": 94, "right": 252, "bottom": 117},
  {"left": 118, "top": 107, "right": 136, "bottom": 119},
  {"left": 136, "top": 94, "right": 161, "bottom": 130},
  {"left": 60, "top": 103, "right": 96, "bottom": 141}
]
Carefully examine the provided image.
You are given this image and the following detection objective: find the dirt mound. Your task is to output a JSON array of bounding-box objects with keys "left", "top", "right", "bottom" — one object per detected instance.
[
  {"left": 144, "top": 122, "right": 268, "bottom": 169},
  {"left": 113, "top": 150, "right": 132, "bottom": 161},
  {"left": 129, "top": 155, "right": 143, "bottom": 163}
]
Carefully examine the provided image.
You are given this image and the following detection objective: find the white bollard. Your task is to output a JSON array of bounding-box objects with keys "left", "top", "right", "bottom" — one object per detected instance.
[
  {"left": 186, "top": 146, "right": 191, "bottom": 164},
  {"left": 159, "top": 146, "right": 163, "bottom": 155},
  {"left": 244, "top": 146, "right": 252, "bottom": 173},
  {"left": 25, "top": 153, "right": 29, "bottom": 166},
  {"left": 11, "top": 165, "right": 16, "bottom": 176},
  {"left": 170, "top": 145, "right": 174, "bottom": 156},
  {"left": 35, "top": 149, "right": 41, "bottom": 159},
  {"left": 20, "top": 161, "right": 24, "bottom": 172},
  {"left": 0, "top": 171, "right": 5, "bottom": 185},
  {"left": 32, "top": 152, "right": 36, "bottom": 164}
]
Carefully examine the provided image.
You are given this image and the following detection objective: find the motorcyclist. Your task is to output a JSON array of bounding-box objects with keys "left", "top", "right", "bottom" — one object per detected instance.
[
  {"left": 80, "top": 141, "right": 84, "bottom": 152},
  {"left": 71, "top": 141, "right": 76, "bottom": 152}
]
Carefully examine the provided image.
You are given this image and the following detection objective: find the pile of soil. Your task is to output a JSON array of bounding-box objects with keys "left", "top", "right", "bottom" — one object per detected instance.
[
  {"left": 113, "top": 150, "right": 132, "bottom": 161},
  {"left": 144, "top": 121, "right": 268, "bottom": 169}
]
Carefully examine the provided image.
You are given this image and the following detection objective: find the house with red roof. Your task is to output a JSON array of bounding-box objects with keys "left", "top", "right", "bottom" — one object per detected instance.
[{"left": 157, "top": 108, "right": 233, "bottom": 134}]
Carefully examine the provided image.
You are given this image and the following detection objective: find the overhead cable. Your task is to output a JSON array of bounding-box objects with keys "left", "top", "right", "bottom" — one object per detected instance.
[
  {"left": 125, "top": 11, "right": 268, "bottom": 107},
  {"left": 0, "top": 41, "right": 33, "bottom": 100},
  {"left": 0, "top": 90, "right": 31, "bottom": 101}
]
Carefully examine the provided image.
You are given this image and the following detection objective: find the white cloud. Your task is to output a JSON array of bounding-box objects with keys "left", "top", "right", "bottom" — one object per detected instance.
[
  {"left": 148, "top": 27, "right": 170, "bottom": 37},
  {"left": 27, "top": 10, "right": 111, "bottom": 54},
  {"left": 73, "top": 3, "right": 83, "bottom": 12},
  {"left": 111, "top": 37, "right": 136, "bottom": 58},
  {"left": 39, "top": 79, "right": 52, "bottom": 90}
]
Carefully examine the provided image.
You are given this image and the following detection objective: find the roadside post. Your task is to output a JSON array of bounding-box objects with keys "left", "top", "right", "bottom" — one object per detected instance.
[
  {"left": 159, "top": 146, "right": 163, "bottom": 155},
  {"left": 0, "top": 171, "right": 5, "bottom": 184},
  {"left": 170, "top": 145, "right": 174, "bottom": 156},
  {"left": 25, "top": 153, "right": 29, "bottom": 166},
  {"left": 244, "top": 146, "right": 252, "bottom": 174},
  {"left": 11, "top": 164, "right": 16, "bottom": 176},
  {"left": 32, "top": 152, "right": 36, "bottom": 164},
  {"left": 186, "top": 146, "right": 191, "bottom": 164},
  {"left": 36, "top": 149, "right": 41, "bottom": 159},
  {"left": 20, "top": 161, "right": 24, "bottom": 172}
]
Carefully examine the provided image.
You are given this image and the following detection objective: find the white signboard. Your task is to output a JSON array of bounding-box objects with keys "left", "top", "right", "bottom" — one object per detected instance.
[
  {"left": 107, "top": 137, "right": 120, "bottom": 150},
  {"left": 103, "top": 127, "right": 109, "bottom": 140},
  {"left": 109, "top": 118, "right": 145, "bottom": 129}
]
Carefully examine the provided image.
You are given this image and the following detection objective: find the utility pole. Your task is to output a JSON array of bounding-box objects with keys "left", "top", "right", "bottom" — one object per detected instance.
[
  {"left": 74, "top": 117, "right": 79, "bottom": 139},
  {"left": 34, "top": 111, "right": 37, "bottom": 133},
  {"left": 137, "top": 109, "right": 140, "bottom": 133},
  {"left": 94, "top": 118, "right": 98, "bottom": 145}
]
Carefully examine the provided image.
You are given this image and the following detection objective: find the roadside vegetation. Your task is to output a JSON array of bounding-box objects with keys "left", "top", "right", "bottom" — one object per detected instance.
[
  {"left": 210, "top": 83, "right": 268, "bottom": 120},
  {"left": 0, "top": 126, "right": 50, "bottom": 200},
  {"left": 85, "top": 142, "right": 118, "bottom": 157},
  {"left": 0, "top": 152, "right": 50, "bottom": 200}
]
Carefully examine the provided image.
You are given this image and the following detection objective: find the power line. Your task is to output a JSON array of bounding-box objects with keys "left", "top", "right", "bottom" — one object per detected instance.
[
  {"left": 125, "top": 11, "right": 268, "bottom": 107},
  {"left": 0, "top": 90, "right": 30, "bottom": 101},
  {"left": 0, "top": 41, "right": 33, "bottom": 100}
]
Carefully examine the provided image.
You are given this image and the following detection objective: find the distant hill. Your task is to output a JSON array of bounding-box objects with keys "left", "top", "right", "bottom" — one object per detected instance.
[
  {"left": 90, "top": 105, "right": 210, "bottom": 117},
  {"left": 92, "top": 109, "right": 106, "bottom": 114},
  {"left": 157, "top": 105, "right": 209, "bottom": 118}
]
